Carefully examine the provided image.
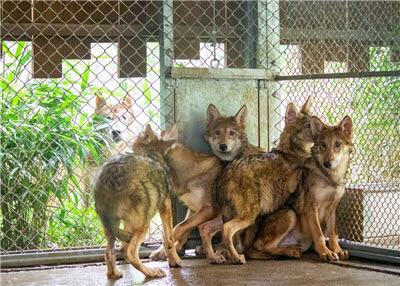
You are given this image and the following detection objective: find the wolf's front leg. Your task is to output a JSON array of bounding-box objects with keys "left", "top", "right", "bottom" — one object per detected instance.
[
  {"left": 305, "top": 206, "right": 339, "bottom": 262},
  {"left": 326, "top": 210, "right": 348, "bottom": 260},
  {"left": 159, "top": 198, "right": 182, "bottom": 268}
]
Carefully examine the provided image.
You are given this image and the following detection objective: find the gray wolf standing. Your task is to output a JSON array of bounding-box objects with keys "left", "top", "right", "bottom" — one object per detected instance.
[
  {"left": 247, "top": 116, "right": 353, "bottom": 262},
  {"left": 94, "top": 125, "right": 181, "bottom": 279}
]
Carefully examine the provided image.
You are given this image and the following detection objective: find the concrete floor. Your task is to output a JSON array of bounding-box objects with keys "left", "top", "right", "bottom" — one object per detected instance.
[{"left": 1, "top": 253, "right": 399, "bottom": 286}]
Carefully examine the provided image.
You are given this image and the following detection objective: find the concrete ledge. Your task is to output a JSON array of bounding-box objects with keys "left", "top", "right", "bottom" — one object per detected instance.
[{"left": 169, "top": 67, "right": 276, "bottom": 80}]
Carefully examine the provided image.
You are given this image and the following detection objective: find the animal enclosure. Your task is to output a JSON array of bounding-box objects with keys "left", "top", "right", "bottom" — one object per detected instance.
[{"left": 1, "top": 0, "right": 399, "bottom": 267}]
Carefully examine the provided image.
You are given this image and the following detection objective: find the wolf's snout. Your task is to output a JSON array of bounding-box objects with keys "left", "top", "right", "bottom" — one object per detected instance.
[
  {"left": 219, "top": 144, "right": 228, "bottom": 151},
  {"left": 112, "top": 130, "right": 122, "bottom": 141},
  {"left": 323, "top": 161, "right": 332, "bottom": 169}
]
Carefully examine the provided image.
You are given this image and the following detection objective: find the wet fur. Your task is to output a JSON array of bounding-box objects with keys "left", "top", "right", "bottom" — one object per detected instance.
[{"left": 247, "top": 116, "right": 354, "bottom": 262}]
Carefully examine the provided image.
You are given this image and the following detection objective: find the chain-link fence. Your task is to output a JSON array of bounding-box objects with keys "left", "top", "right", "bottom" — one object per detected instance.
[{"left": 1, "top": 0, "right": 399, "bottom": 262}]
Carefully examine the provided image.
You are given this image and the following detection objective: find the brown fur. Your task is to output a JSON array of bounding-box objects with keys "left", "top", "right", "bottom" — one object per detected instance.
[
  {"left": 204, "top": 104, "right": 264, "bottom": 161},
  {"left": 94, "top": 125, "right": 181, "bottom": 279},
  {"left": 215, "top": 96, "right": 314, "bottom": 264},
  {"left": 82, "top": 94, "right": 136, "bottom": 207},
  {"left": 149, "top": 125, "right": 226, "bottom": 263},
  {"left": 247, "top": 116, "right": 354, "bottom": 262}
]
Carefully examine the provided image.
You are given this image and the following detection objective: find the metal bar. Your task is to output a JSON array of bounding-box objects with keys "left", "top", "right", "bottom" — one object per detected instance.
[
  {"left": 159, "top": 0, "right": 174, "bottom": 129},
  {"left": 275, "top": 70, "right": 400, "bottom": 81},
  {"left": 245, "top": 1, "right": 258, "bottom": 68},
  {"left": 1, "top": 23, "right": 244, "bottom": 39},
  {"left": 170, "top": 67, "right": 276, "bottom": 80},
  {"left": 266, "top": 0, "right": 281, "bottom": 151},
  {"left": 339, "top": 241, "right": 400, "bottom": 264},
  {"left": 257, "top": 0, "right": 268, "bottom": 69},
  {"left": 0, "top": 246, "right": 156, "bottom": 268}
]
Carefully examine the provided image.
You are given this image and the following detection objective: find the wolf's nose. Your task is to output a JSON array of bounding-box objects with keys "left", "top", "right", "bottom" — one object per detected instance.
[
  {"left": 112, "top": 130, "right": 122, "bottom": 140},
  {"left": 323, "top": 161, "right": 332, "bottom": 169},
  {"left": 219, "top": 144, "right": 228, "bottom": 151}
]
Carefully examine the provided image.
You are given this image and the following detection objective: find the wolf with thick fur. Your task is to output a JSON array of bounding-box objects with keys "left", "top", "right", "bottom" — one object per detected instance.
[
  {"left": 215, "top": 96, "right": 314, "bottom": 264},
  {"left": 149, "top": 126, "right": 226, "bottom": 263},
  {"left": 94, "top": 125, "right": 181, "bottom": 279},
  {"left": 204, "top": 104, "right": 263, "bottom": 162},
  {"left": 247, "top": 116, "right": 353, "bottom": 262}
]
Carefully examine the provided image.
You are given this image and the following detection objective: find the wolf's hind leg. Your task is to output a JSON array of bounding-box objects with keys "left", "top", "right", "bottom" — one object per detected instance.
[
  {"left": 222, "top": 217, "right": 254, "bottom": 264},
  {"left": 125, "top": 224, "right": 166, "bottom": 278},
  {"left": 250, "top": 209, "right": 301, "bottom": 259},
  {"left": 159, "top": 198, "right": 182, "bottom": 268},
  {"left": 199, "top": 216, "right": 225, "bottom": 264},
  {"left": 104, "top": 228, "right": 123, "bottom": 279}
]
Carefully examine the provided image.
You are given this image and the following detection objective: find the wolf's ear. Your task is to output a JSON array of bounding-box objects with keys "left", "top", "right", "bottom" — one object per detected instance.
[
  {"left": 310, "top": 116, "right": 325, "bottom": 138},
  {"left": 339, "top": 116, "right": 353, "bottom": 139},
  {"left": 234, "top": 105, "right": 247, "bottom": 128},
  {"left": 95, "top": 94, "right": 106, "bottom": 108},
  {"left": 123, "top": 95, "right": 133, "bottom": 107},
  {"left": 300, "top": 95, "right": 312, "bottom": 115},
  {"left": 207, "top": 104, "right": 221, "bottom": 125},
  {"left": 163, "top": 124, "right": 179, "bottom": 141},
  {"left": 285, "top": 103, "right": 300, "bottom": 125},
  {"left": 143, "top": 124, "right": 157, "bottom": 143}
]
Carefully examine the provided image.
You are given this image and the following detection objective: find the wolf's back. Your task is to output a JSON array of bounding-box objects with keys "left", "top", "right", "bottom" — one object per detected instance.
[{"left": 94, "top": 153, "right": 170, "bottom": 242}]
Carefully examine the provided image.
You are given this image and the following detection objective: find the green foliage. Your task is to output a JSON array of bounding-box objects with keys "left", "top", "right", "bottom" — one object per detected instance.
[{"left": 0, "top": 42, "right": 108, "bottom": 250}]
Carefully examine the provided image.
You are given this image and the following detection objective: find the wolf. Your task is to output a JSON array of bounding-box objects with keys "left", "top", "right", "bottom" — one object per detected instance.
[
  {"left": 81, "top": 93, "right": 136, "bottom": 207},
  {"left": 94, "top": 125, "right": 181, "bottom": 279},
  {"left": 191, "top": 104, "right": 265, "bottom": 257},
  {"left": 149, "top": 125, "right": 227, "bottom": 264},
  {"left": 246, "top": 116, "right": 353, "bottom": 262},
  {"left": 214, "top": 96, "right": 314, "bottom": 264},
  {"left": 204, "top": 104, "right": 263, "bottom": 162}
]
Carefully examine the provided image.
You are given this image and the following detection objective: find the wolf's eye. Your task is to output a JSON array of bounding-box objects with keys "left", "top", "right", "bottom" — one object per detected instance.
[
  {"left": 305, "top": 123, "right": 311, "bottom": 128},
  {"left": 106, "top": 116, "right": 111, "bottom": 120},
  {"left": 229, "top": 130, "right": 235, "bottom": 136},
  {"left": 122, "top": 115, "right": 127, "bottom": 120},
  {"left": 335, "top": 141, "right": 341, "bottom": 148},
  {"left": 321, "top": 142, "right": 327, "bottom": 148},
  {"left": 215, "top": 130, "right": 220, "bottom": 135}
]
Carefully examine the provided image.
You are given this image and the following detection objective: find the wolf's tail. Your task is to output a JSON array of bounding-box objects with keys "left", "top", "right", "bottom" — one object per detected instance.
[
  {"left": 244, "top": 247, "right": 274, "bottom": 260},
  {"left": 99, "top": 213, "right": 132, "bottom": 243}
]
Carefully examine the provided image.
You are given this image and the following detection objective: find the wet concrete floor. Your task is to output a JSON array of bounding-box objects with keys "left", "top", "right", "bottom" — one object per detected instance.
[{"left": 1, "top": 253, "right": 399, "bottom": 286}]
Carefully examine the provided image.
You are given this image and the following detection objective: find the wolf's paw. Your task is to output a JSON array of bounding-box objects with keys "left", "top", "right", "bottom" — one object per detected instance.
[
  {"left": 146, "top": 268, "right": 166, "bottom": 278},
  {"left": 208, "top": 253, "right": 226, "bottom": 264},
  {"left": 232, "top": 254, "right": 246, "bottom": 264},
  {"left": 336, "top": 250, "right": 349, "bottom": 260},
  {"left": 195, "top": 245, "right": 206, "bottom": 255},
  {"left": 168, "top": 256, "right": 182, "bottom": 268},
  {"left": 215, "top": 249, "right": 229, "bottom": 259},
  {"left": 319, "top": 249, "right": 339, "bottom": 262},
  {"left": 285, "top": 247, "right": 302, "bottom": 259},
  {"left": 107, "top": 270, "right": 123, "bottom": 280},
  {"left": 150, "top": 249, "right": 166, "bottom": 261}
]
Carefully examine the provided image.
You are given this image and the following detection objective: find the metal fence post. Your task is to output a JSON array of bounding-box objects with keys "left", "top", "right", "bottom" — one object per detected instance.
[
  {"left": 266, "top": 0, "right": 281, "bottom": 150},
  {"left": 160, "top": 0, "right": 175, "bottom": 130}
]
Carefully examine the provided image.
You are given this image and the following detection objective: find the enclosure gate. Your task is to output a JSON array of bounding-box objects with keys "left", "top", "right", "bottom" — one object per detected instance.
[{"left": 1, "top": 1, "right": 400, "bottom": 267}]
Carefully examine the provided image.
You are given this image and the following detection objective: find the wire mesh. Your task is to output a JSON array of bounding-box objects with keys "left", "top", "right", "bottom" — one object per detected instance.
[{"left": 1, "top": 0, "right": 399, "bottom": 256}]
